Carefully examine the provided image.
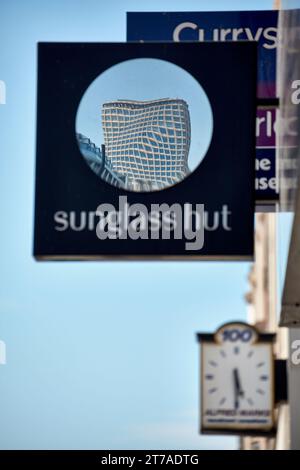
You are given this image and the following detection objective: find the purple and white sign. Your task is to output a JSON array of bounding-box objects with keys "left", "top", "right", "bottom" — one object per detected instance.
[{"left": 256, "top": 108, "right": 277, "bottom": 198}]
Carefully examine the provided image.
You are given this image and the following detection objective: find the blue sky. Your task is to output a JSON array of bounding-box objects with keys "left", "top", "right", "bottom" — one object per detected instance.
[
  {"left": 76, "top": 58, "right": 213, "bottom": 174},
  {"left": 0, "top": 0, "right": 286, "bottom": 450}
]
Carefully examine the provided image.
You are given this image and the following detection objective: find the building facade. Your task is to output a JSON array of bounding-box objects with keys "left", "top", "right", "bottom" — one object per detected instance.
[
  {"left": 241, "top": 0, "right": 300, "bottom": 450},
  {"left": 242, "top": 213, "right": 289, "bottom": 450},
  {"left": 101, "top": 99, "right": 191, "bottom": 191},
  {"left": 76, "top": 133, "right": 125, "bottom": 188},
  {"left": 276, "top": 1, "right": 300, "bottom": 451}
]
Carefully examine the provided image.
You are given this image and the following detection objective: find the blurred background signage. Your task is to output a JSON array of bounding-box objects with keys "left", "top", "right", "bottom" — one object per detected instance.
[
  {"left": 34, "top": 42, "right": 256, "bottom": 260},
  {"left": 197, "top": 322, "right": 276, "bottom": 436},
  {"left": 127, "top": 10, "right": 279, "bottom": 208}
]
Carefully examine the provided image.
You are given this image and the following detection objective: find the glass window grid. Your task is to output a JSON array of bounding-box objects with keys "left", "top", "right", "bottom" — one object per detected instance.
[{"left": 102, "top": 100, "right": 190, "bottom": 187}]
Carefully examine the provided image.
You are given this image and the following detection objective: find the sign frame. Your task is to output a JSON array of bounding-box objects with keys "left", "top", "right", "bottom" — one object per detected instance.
[{"left": 34, "top": 41, "right": 256, "bottom": 261}]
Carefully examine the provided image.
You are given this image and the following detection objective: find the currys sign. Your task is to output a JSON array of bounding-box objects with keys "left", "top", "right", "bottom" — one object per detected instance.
[
  {"left": 172, "top": 23, "right": 276, "bottom": 46},
  {"left": 127, "top": 10, "right": 279, "bottom": 205},
  {"left": 127, "top": 10, "right": 278, "bottom": 98}
]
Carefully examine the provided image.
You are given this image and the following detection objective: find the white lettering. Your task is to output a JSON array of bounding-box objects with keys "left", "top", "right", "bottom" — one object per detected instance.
[
  {"left": 54, "top": 201, "right": 235, "bottom": 252},
  {"left": 263, "top": 27, "right": 278, "bottom": 49},
  {"left": 220, "top": 28, "right": 232, "bottom": 41},
  {"left": 172, "top": 23, "right": 278, "bottom": 49},
  {"left": 256, "top": 158, "right": 271, "bottom": 171},
  {"left": 232, "top": 28, "right": 244, "bottom": 41},
  {"left": 173, "top": 22, "right": 198, "bottom": 42},
  {"left": 54, "top": 211, "right": 68, "bottom": 231},
  {"left": 244, "top": 27, "right": 263, "bottom": 42},
  {"left": 255, "top": 177, "right": 277, "bottom": 191}
]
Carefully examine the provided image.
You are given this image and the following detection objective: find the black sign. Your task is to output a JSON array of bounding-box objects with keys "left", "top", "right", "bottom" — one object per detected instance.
[{"left": 34, "top": 42, "right": 256, "bottom": 260}]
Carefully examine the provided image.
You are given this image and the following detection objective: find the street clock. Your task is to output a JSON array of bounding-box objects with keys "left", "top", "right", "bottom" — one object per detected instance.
[{"left": 197, "top": 322, "right": 276, "bottom": 436}]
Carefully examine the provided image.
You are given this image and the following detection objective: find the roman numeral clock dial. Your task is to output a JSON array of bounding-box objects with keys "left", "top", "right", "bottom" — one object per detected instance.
[{"left": 197, "top": 322, "right": 275, "bottom": 435}]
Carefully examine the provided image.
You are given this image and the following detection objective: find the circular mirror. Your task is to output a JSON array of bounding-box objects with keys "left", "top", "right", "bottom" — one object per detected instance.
[{"left": 76, "top": 58, "right": 213, "bottom": 192}]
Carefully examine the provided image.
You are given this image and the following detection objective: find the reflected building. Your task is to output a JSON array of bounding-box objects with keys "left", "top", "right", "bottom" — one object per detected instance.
[
  {"left": 101, "top": 99, "right": 191, "bottom": 191},
  {"left": 76, "top": 133, "right": 125, "bottom": 188}
]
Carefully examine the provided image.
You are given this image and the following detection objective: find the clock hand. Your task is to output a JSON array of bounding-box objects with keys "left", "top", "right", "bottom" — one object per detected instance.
[
  {"left": 233, "top": 368, "right": 239, "bottom": 409},
  {"left": 233, "top": 368, "right": 245, "bottom": 410},
  {"left": 235, "top": 368, "right": 244, "bottom": 397}
]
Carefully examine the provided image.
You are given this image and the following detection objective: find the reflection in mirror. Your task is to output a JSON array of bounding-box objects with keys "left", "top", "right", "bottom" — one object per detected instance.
[{"left": 76, "top": 58, "right": 213, "bottom": 192}]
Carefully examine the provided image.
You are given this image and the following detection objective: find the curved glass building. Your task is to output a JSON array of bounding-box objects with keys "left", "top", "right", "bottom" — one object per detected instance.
[
  {"left": 102, "top": 98, "right": 191, "bottom": 191},
  {"left": 76, "top": 133, "right": 125, "bottom": 188}
]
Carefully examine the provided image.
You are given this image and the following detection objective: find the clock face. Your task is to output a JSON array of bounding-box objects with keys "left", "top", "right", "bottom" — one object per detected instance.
[{"left": 201, "top": 323, "right": 275, "bottom": 433}]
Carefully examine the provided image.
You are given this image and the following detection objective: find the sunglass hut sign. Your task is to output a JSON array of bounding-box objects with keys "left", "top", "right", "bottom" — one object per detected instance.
[{"left": 34, "top": 42, "right": 256, "bottom": 260}]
